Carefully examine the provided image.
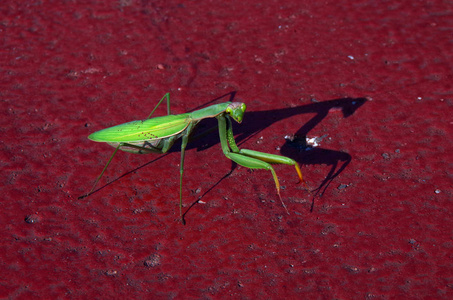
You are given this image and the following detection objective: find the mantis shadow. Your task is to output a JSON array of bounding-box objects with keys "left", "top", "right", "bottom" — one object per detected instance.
[{"left": 189, "top": 96, "right": 366, "bottom": 153}]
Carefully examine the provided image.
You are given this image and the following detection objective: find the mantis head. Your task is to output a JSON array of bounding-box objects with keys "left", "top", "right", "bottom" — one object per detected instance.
[{"left": 226, "top": 102, "right": 247, "bottom": 123}]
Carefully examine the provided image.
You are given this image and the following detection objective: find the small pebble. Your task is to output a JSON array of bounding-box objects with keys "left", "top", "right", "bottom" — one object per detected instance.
[
  {"left": 382, "top": 153, "right": 390, "bottom": 159},
  {"left": 338, "top": 184, "right": 348, "bottom": 190},
  {"left": 25, "top": 214, "right": 41, "bottom": 224}
]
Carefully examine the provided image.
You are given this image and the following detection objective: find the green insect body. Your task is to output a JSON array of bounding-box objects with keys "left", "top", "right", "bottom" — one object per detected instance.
[{"left": 80, "top": 93, "right": 309, "bottom": 223}]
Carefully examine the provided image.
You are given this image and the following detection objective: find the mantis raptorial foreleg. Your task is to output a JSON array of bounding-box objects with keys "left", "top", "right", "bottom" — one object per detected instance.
[
  {"left": 226, "top": 151, "right": 290, "bottom": 214},
  {"left": 238, "top": 149, "right": 309, "bottom": 192},
  {"left": 217, "top": 115, "right": 310, "bottom": 214}
]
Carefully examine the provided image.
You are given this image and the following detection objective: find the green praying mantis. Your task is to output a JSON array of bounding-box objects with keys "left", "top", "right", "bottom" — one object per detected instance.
[{"left": 80, "top": 93, "right": 310, "bottom": 223}]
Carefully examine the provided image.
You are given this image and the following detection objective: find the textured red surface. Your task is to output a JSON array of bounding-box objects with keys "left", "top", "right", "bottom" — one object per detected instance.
[{"left": 2, "top": 0, "right": 452, "bottom": 298}]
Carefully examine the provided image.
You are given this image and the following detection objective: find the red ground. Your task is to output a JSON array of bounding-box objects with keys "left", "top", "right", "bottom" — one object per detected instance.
[{"left": 1, "top": 1, "right": 452, "bottom": 299}]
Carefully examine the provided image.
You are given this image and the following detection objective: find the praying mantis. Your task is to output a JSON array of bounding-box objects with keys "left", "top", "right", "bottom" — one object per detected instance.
[{"left": 80, "top": 93, "right": 310, "bottom": 223}]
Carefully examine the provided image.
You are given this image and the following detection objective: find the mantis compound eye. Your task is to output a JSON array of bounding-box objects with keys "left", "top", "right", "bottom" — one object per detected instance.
[{"left": 226, "top": 102, "right": 246, "bottom": 123}]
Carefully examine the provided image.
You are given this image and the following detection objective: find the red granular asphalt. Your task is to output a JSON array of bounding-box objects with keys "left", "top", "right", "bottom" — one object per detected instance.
[{"left": 1, "top": 1, "right": 452, "bottom": 299}]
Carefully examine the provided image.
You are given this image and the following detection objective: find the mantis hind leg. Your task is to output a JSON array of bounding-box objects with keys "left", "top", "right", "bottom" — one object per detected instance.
[
  {"left": 79, "top": 138, "right": 176, "bottom": 200},
  {"left": 79, "top": 144, "right": 122, "bottom": 199},
  {"left": 147, "top": 93, "right": 171, "bottom": 119}
]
